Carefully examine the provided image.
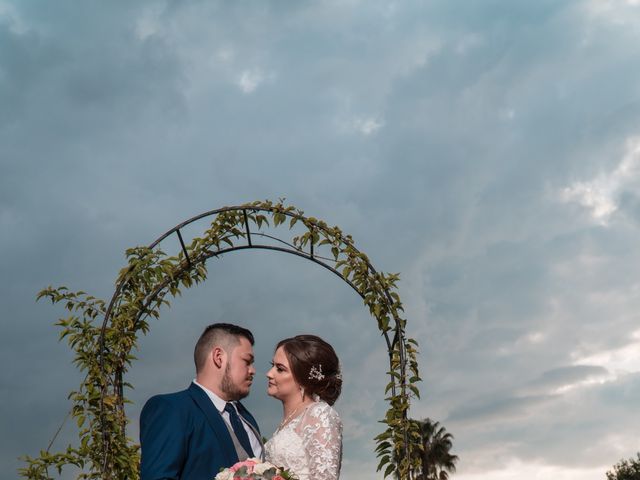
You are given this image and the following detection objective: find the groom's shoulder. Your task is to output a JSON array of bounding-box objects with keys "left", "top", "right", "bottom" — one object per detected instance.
[{"left": 142, "top": 386, "right": 193, "bottom": 411}]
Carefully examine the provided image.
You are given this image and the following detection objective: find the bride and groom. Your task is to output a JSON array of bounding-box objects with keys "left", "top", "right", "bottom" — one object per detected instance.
[{"left": 139, "top": 323, "right": 343, "bottom": 480}]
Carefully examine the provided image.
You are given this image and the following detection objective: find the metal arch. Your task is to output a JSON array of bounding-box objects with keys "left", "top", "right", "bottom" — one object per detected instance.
[
  {"left": 99, "top": 205, "right": 405, "bottom": 352},
  {"left": 96, "top": 205, "right": 410, "bottom": 471}
]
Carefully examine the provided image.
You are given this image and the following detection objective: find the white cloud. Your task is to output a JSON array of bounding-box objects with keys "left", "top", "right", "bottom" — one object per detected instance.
[
  {"left": 455, "top": 33, "right": 483, "bottom": 55},
  {"left": 585, "top": 0, "right": 640, "bottom": 23},
  {"left": 215, "top": 47, "right": 235, "bottom": 63},
  {"left": 572, "top": 329, "right": 640, "bottom": 376},
  {"left": 0, "top": 1, "right": 27, "bottom": 34},
  {"left": 550, "top": 370, "right": 614, "bottom": 395},
  {"left": 135, "top": 5, "right": 164, "bottom": 40},
  {"left": 237, "top": 68, "right": 266, "bottom": 94},
  {"left": 355, "top": 116, "right": 383, "bottom": 135},
  {"left": 560, "top": 136, "right": 640, "bottom": 223},
  {"left": 337, "top": 115, "right": 384, "bottom": 136},
  {"left": 456, "top": 459, "right": 608, "bottom": 480},
  {"left": 499, "top": 108, "right": 516, "bottom": 121},
  {"left": 495, "top": 329, "right": 547, "bottom": 356}
]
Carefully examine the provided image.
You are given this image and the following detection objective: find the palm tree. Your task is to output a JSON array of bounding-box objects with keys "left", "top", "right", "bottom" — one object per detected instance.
[{"left": 410, "top": 418, "right": 459, "bottom": 480}]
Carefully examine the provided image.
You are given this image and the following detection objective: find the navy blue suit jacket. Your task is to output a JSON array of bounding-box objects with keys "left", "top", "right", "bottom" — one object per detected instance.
[{"left": 140, "top": 383, "right": 261, "bottom": 480}]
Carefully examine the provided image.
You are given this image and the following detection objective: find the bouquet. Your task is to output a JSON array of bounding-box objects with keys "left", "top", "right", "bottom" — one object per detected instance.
[{"left": 215, "top": 458, "right": 297, "bottom": 480}]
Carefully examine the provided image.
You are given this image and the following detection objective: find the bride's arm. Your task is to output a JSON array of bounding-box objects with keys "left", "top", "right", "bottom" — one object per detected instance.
[{"left": 300, "top": 403, "right": 343, "bottom": 480}]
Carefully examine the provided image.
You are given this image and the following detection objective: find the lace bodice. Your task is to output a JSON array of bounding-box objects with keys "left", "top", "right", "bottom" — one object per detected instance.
[{"left": 265, "top": 401, "right": 342, "bottom": 480}]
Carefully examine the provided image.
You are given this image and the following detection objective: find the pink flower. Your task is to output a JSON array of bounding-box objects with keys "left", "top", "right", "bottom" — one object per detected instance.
[
  {"left": 214, "top": 459, "right": 290, "bottom": 480},
  {"left": 229, "top": 458, "right": 259, "bottom": 473}
]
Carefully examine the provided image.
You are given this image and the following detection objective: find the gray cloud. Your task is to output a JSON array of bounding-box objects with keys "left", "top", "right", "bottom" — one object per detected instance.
[{"left": 2, "top": 1, "right": 640, "bottom": 479}]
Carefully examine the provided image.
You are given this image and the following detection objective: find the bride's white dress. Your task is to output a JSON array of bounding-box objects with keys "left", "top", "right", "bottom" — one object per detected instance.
[{"left": 264, "top": 400, "right": 342, "bottom": 480}]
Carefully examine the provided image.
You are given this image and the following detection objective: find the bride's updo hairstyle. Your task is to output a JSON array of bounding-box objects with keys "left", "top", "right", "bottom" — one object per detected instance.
[{"left": 277, "top": 334, "right": 342, "bottom": 406}]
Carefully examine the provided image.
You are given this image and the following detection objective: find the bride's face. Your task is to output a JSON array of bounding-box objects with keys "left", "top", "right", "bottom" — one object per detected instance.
[{"left": 266, "top": 346, "right": 299, "bottom": 400}]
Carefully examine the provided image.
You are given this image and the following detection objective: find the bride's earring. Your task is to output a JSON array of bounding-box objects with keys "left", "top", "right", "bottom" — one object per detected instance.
[{"left": 300, "top": 387, "right": 305, "bottom": 401}]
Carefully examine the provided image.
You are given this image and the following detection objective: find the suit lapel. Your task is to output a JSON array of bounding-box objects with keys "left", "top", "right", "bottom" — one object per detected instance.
[{"left": 187, "top": 383, "right": 238, "bottom": 463}]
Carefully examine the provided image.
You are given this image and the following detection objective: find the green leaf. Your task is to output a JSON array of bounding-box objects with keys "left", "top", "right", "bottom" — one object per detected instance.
[
  {"left": 376, "top": 455, "right": 390, "bottom": 471},
  {"left": 384, "top": 463, "right": 396, "bottom": 478}
]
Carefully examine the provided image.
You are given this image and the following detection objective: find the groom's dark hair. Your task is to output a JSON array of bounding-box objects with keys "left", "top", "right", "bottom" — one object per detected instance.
[{"left": 194, "top": 323, "right": 254, "bottom": 372}]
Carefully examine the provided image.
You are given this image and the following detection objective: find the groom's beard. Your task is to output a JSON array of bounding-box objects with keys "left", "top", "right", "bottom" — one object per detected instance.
[{"left": 220, "top": 361, "right": 250, "bottom": 401}]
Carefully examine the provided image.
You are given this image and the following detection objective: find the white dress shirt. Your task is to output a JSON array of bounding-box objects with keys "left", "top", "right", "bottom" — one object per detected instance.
[{"left": 193, "top": 380, "right": 263, "bottom": 458}]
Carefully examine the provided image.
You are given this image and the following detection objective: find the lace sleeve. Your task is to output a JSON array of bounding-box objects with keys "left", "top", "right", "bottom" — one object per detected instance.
[{"left": 299, "top": 402, "right": 343, "bottom": 480}]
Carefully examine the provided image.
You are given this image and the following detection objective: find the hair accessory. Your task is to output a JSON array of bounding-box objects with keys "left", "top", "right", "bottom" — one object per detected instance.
[
  {"left": 335, "top": 371, "right": 343, "bottom": 380},
  {"left": 308, "top": 364, "right": 325, "bottom": 381}
]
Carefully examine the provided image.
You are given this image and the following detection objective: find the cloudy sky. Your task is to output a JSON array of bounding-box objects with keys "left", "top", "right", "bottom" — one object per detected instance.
[{"left": 2, "top": 1, "right": 640, "bottom": 479}]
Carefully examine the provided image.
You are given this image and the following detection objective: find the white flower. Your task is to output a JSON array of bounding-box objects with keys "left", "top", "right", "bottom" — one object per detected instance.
[
  {"left": 214, "top": 459, "right": 280, "bottom": 480},
  {"left": 214, "top": 470, "right": 234, "bottom": 480},
  {"left": 253, "top": 461, "right": 277, "bottom": 475}
]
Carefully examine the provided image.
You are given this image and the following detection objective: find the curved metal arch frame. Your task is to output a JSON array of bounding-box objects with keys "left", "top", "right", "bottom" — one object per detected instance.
[{"left": 97, "top": 205, "right": 409, "bottom": 472}]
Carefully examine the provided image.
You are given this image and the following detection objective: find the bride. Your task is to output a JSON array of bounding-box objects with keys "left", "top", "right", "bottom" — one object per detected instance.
[{"left": 264, "top": 335, "right": 343, "bottom": 480}]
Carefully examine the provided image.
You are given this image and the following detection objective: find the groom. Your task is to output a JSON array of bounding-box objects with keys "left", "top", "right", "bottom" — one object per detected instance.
[{"left": 140, "top": 323, "right": 263, "bottom": 479}]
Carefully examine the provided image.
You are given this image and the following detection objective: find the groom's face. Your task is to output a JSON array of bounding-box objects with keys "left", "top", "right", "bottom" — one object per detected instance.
[{"left": 220, "top": 336, "right": 255, "bottom": 400}]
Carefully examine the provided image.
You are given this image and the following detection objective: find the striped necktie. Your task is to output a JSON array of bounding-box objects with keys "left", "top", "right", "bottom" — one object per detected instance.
[{"left": 224, "top": 402, "right": 255, "bottom": 458}]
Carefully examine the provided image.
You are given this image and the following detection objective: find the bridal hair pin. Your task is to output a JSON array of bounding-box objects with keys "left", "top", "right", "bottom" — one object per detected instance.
[{"left": 308, "top": 364, "right": 325, "bottom": 381}]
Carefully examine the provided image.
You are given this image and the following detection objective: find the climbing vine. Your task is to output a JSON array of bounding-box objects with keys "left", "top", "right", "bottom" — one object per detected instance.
[{"left": 20, "top": 200, "right": 422, "bottom": 479}]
